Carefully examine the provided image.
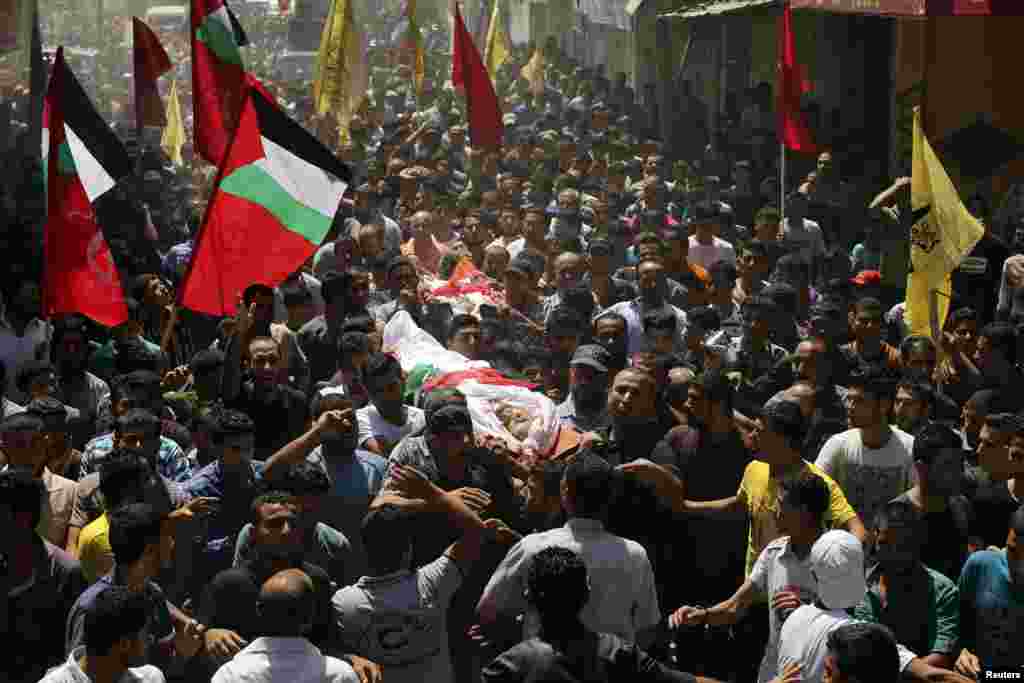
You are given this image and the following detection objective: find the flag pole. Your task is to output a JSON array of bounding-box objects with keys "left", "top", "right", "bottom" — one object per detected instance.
[{"left": 780, "top": 142, "right": 786, "bottom": 221}]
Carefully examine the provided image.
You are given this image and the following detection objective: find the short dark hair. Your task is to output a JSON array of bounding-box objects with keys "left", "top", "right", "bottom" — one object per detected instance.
[
  {"left": 846, "top": 365, "right": 898, "bottom": 403},
  {"left": 562, "top": 450, "right": 614, "bottom": 518},
  {"left": 99, "top": 449, "right": 166, "bottom": 511},
  {"left": 742, "top": 295, "right": 776, "bottom": 321},
  {"left": 709, "top": 259, "right": 738, "bottom": 284},
  {"left": 114, "top": 338, "right": 163, "bottom": 375},
  {"left": 979, "top": 322, "right": 1017, "bottom": 366},
  {"left": 108, "top": 503, "right": 164, "bottom": 566},
  {"left": 362, "top": 352, "right": 402, "bottom": 392},
  {"left": 340, "top": 331, "right": 370, "bottom": 358},
  {"left": 873, "top": 498, "right": 922, "bottom": 532},
  {"left": 526, "top": 546, "right": 590, "bottom": 616},
  {"left": 447, "top": 314, "right": 481, "bottom": 344},
  {"left": 0, "top": 467, "right": 46, "bottom": 529},
  {"left": 945, "top": 306, "right": 978, "bottom": 329},
  {"left": 826, "top": 622, "right": 901, "bottom": 683},
  {"left": 342, "top": 314, "right": 375, "bottom": 336},
  {"left": 212, "top": 408, "right": 255, "bottom": 444},
  {"left": 84, "top": 586, "right": 150, "bottom": 657},
  {"left": 686, "top": 306, "right": 721, "bottom": 333},
  {"left": 361, "top": 503, "right": 417, "bottom": 575},
  {"left": 269, "top": 461, "right": 331, "bottom": 497},
  {"left": 1011, "top": 504, "right": 1024, "bottom": 538},
  {"left": 189, "top": 349, "right": 225, "bottom": 377},
  {"left": 738, "top": 239, "right": 769, "bottom": 259},
  {"left": 696, "top": 368, "right": 734, "bottom": 412},
  {"left": 779, "top": 472, "right": 831, "bottom": 523},
  {"left": 25, "top": 396, "right": 68, "bottom": 429},
  {"left": 0, "top": 411, "right": 45, "bottom": 434},
  {"left": 546, "top": 306, "right": 585, "bottom": 337},
  {"left": 762, "top": 400, "right": 807, "bottom": 452},
  {"left": 983, "top": 411, "right": 1018, "bottom": 435},
  {"left": 115, "top": 409, "right": 162, "bottom": 438},
  {"left": 110, "top": 371, "right": 163, "bottom": 410},
  {"left": 242, "top": 283, "right": 275, "bottom": 306},
  {"left": 911, "top": 421, "right": 961, "bottom": 464},
  {"left": 15, "top": 359, "right": 54, "bottom": 395},
  {"left": 900, "top": 335, "right": 936, "bottom": 360},
  {"left": 853, "top": 297, "right": 884, "bottom": 318},
  {"left": 642, "top": 308, "right": 677, "bottom": 334},
  {"left": 755, "top": 206, "right": 782, "bottom": 224},
  {"left": 896, "top": 378, "right": 934, "bottom": 408}
]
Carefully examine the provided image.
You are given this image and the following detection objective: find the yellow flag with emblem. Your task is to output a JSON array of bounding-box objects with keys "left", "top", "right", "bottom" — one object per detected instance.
[
  {"left": 313, "top": 0, "right": 368, "bottom": 143},
  {"left": 484, "top": 0, "right": 510, "bottom": 81},
  {"left": 161, "top": 79, "right": 185, "bottom": 166},
  {"left": 906, "top": 107, "right": 985, "bottom": 340}
]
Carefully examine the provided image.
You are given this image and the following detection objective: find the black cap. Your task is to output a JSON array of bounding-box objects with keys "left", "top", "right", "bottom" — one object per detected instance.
[{"left": 571, "top": 344, "right": 611, "bottom": 373}]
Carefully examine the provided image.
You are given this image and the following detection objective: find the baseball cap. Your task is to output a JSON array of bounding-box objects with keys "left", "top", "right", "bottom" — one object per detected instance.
[
  {"left": 426, "top": 404, "right": 474, "bottom": 435},
  {"left": 571, "top": 345, "right": 611, "bottom": 373},
  {"left": 809, "top": 530, "right": 867, "bottom": 610},
  {"left": 506, "top": 251, "right": 544, "bottom": 279}
]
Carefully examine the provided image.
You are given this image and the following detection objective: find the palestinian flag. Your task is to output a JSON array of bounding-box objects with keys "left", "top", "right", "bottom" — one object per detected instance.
[
  {"left": 192, "top": 0, "right": 248, "bottom": 165},
  {"left": 42, "top": 47, "right": 132, "bottom": 327},
  {"left": 179, "top": 88, "right": 351, "bottom": 316}
]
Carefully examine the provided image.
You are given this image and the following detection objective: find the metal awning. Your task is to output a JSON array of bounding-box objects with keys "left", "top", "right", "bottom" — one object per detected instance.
[
  {"left": 660, "top": 0, "right": 777, "bottom": 20},
  {"left": 789, "top": 0, "right": 1003, "bottom": 15}
]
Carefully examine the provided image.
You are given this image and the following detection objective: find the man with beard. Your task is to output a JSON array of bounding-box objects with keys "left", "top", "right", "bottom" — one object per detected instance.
[
  {"left": 236, "top": 284, "right": 309, "bottom": 394},
  {"left": 50, "top": 315, "right": 109, "bottom": 449},
  {"left": 225, "top": 302, "right": 309, "bottom": 461},
  {"left": 263, "top": 389, "right": 387, "bottom": 582},
  {"left": 892, "top": 379, "right": 935, "bottom": 436},
  {"left": 604, "top": 258, "right": 688, "bottom": 356},
  {"left": 557, "top": 345, "right": 613, "bottom": 434},
  {"left": 851, "top": 499, "right": 960, "bottom": 669},
  {"left": 592, "top": 312, "right": 629, "bottom": 377},
  {"left": 197, "top": 491, "right": 336, "bottom": 671},
  {"left": 586, "top": 368, "right": 667, "bottom": 465},
  {"left": 956, "top": 504, "right": 1024, "bottom": 677},
  {"left": 652, "top": 370, "right": 749, "bottom": 608}
]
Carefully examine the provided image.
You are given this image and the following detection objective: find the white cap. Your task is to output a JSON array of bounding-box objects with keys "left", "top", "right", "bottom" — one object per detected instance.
[{"left": 809, "top": 530, "right": 867, "bottom": 610}]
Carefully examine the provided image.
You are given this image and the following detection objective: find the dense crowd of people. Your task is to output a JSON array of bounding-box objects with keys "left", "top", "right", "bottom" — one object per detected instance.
[{"left": 1, "top": 19, "right": 1023, "bottom": 683}]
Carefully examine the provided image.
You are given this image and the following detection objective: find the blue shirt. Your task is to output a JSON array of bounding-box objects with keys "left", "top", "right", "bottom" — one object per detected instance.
[
  {"left": 958, "top": 549, "right": 1024, "bottom": 669},
  {"left": 185, "top": 459, "right": 265, "bottom": 556},
  {"left": 80, "top": 433, "right": 193, "bottom": 484}
]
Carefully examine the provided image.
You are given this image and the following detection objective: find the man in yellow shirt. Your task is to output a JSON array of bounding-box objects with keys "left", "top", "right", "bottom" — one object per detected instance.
[{"left": 621, "top": 399, "right": 865, "bottom": 682}]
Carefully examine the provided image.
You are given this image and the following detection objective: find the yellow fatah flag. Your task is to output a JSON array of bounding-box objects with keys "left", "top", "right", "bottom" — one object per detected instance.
[
  {"left": 905, "top": 107, "right": 985, "bottom": 340},
  {"left": 161, "top": 79, "right": 185, "bottom": 166},
  {"left": 484, "top": 0, "right": 510, "bottom": 81},
  {"left": 313, "top": 0, "right": 368, "bottom": 141},
  {"left": 521, "top": 47, "right": 545, "bottom": 97}
]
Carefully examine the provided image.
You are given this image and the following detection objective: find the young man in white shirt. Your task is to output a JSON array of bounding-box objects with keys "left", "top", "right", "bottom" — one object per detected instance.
[
  {"left": 212, "top": 570, "right": 359, "bottom": 683},
  {"left": 41, "top": 585, "right": 172, "bottom": 683},
  {"left": 668, "top": 472, "right": 832, "bottom": 683},
  {"left": 815, "top": 365, "right": 915, "bottom": 527},
  {"left": 356, "top": 353, "right": 425, "bottom": 456},
  {"left": 688, "top": 201, "right": 736, "bottom": 271}
]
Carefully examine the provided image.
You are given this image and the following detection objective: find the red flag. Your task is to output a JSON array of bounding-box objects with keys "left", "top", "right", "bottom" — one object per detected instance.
[
  {"left": 191, "top": 0, "right": 248, "bottom": 165},
  {"left": 451, "top": 3, "right": 502, "bottom": 149},
  {"left": 43, "top": 48, "right": 131, "bottom": 327},
  {"left": 133, "top": 17, "right": 172, "bottom": 131},
  {"left": 777, "top": 2, "right": 817, "bottom": 154}
]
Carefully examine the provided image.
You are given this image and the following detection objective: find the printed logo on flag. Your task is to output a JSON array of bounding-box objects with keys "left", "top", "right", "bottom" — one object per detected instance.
[{"left": 910, "top": 204, "right": 939, "bottom": 253}]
